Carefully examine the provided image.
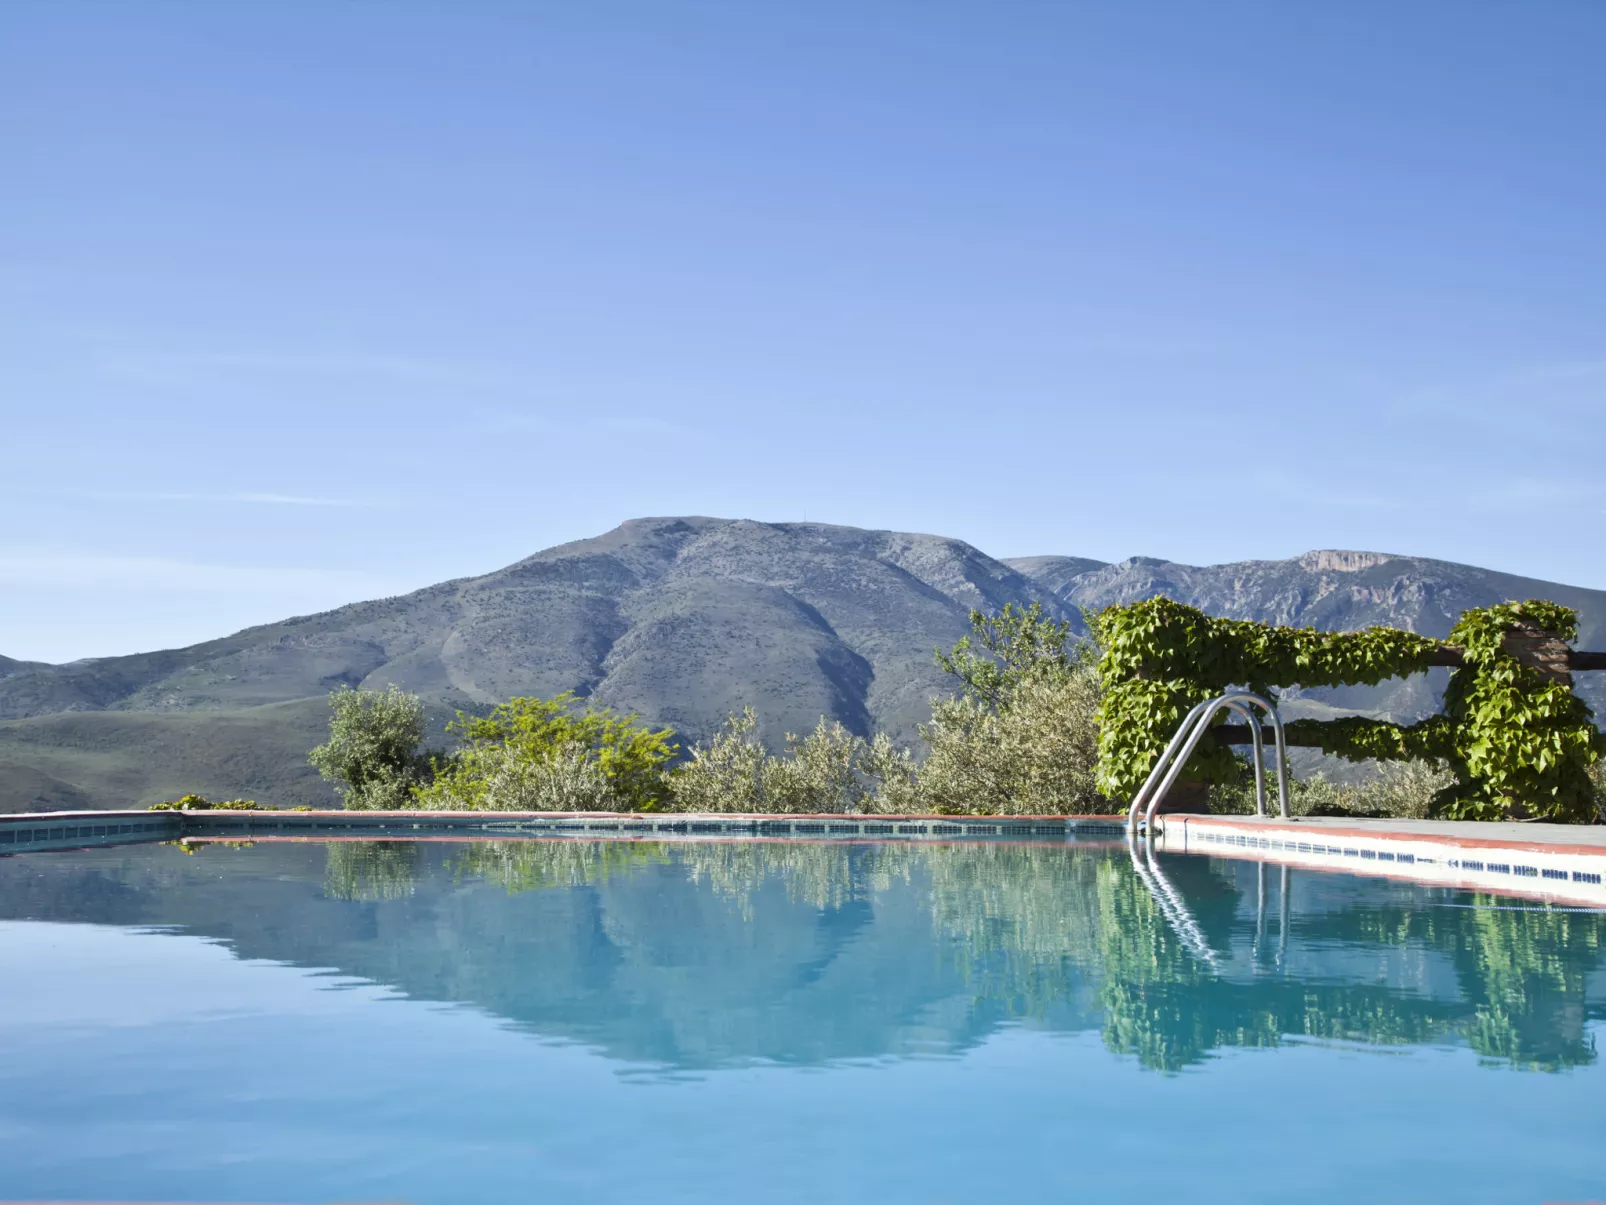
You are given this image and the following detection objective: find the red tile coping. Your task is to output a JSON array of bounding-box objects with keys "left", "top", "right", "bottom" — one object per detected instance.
[{"left": 0, "top": 809, "right": 1118, "bottom": 823}]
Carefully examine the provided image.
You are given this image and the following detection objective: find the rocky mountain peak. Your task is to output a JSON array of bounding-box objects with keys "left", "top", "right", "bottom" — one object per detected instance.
[{"left": 1298, "top": 550, "right": 1400, "bottom": 574}]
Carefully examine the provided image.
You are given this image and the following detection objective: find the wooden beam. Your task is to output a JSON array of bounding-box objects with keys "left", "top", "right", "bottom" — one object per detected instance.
[
  {"left": 1417, "top": 647, "right": 1604, "bottom": 671},
  {"left": 1212, "top": 726, "right": 1317, "bottom": 749}
]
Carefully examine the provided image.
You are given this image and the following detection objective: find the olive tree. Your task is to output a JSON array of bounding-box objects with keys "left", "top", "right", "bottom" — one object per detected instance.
[{"left": 308, "top": 685, "right": 434, "bottom": 810}]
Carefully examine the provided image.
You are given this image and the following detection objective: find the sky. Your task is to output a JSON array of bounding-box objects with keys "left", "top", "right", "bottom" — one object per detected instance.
[{"left": 3, "top": 1, "right": 1604, "bottom": 663}]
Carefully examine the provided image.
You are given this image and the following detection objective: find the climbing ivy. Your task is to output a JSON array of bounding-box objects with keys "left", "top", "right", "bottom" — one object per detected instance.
[
  {"left": 1435, "top": 602, "right": 1600, "bottom": 822},
  {"left": 1092, "top": 597, "right": 1603, "bottom": 824}
]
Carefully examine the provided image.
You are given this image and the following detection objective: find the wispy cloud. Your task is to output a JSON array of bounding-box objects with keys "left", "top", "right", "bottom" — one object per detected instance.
[
  {"left": 1396, "top": 357, "right": 1606, "bottom": 426},
  {"left": 88, "top": 490, "right": 378, "bottom": 508},
  {"left": 475, "top": 407, "right": 692, "bottom": 438},
  {"left": 1252, "top": 471, "right": 1396, "bottom": 510},
  {"left": 0, "top": 550, "right": 395, "bottom": 595},
  {"left": 97, "top": 348, "right": 508, "bottom": 390}
]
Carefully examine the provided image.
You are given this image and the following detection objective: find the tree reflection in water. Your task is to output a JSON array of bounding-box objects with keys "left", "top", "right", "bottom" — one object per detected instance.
[
  {"left": 416, "top": 837, "right": 1606, "bottom": 1073},
  {"left": 323, "top": 839, "right": 423, "bottom": 901}
]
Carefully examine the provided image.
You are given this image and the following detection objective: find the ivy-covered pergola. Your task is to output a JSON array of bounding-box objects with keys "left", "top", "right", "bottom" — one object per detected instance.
[{"left": 1093, "top": 598, "right": 1605, "bottom": 823}]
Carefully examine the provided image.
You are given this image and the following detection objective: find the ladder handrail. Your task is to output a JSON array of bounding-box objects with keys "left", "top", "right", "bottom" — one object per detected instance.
[
  {"left": 1126, "top": 698, "right": 1213, "bottom": 832},
  {"left": 1232, "top": 690, "right": 1290, "bottom": 820},
  {"left": 1126, "top": 691, "right": 1291, "bottom": 834}
]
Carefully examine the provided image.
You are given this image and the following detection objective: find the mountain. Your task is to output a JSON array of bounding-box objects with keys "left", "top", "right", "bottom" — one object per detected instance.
[
  {"left": 0, "top": 518, "right": 1072, "bottom": 810},
  {"left": 2, "top": 518, "right": 1603, "bottom": 812}
]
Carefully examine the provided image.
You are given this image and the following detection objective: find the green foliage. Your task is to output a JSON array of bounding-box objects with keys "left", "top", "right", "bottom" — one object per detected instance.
[
  {"left": 666, "top": 707, "right": 770, "bottom": 812},
  {"left": 917, "top": 665, "right": 1106, "bottom": 814},
  {"left": 148, "top": 794, "right": 262, "bottom": 811},
  {"left": 666, "top": 709, "right": 889, "bottom": 814},
  {"left": 1093, "top": 597, "right": 1444, "bottom": 800},
  {"left": 1095, "top": 596, "right": 1604, "bottom": 823},
  {"left": 1211, "top": 759, "right": 1457, "bottom": 819},
  {"left": 1094, "top": 595, "right": 1444, "bottom": 691},
  {"left": 308, "top": 685, "right": 435, "bottom": 810},
  {"left": 667, "top": 611, "right": 1106, "bottom": 816},
  {"left": 934, "top": 602, "right": 1077, "bottom": 709},
  {"left": 767, "top": 718, "right": 876, "bottom": 814},
  {"left": 416, "top": 693, "right": 677, "bottom": 813},
  {"left": 913, "top": 604, "right": 1106, "bottom": 813},
  {"left": 1434, "top": 602, "right": 1602, "bottom": 822}
]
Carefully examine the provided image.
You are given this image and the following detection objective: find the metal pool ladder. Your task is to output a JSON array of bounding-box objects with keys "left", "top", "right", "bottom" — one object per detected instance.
[{"left": 1126, "top": 691, "right": 1291, "bottom": 835}]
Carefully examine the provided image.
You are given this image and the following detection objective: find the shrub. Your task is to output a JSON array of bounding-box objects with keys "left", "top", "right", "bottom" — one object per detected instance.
[
  {"left": 666, "top": 604, "right": 1105, "bottom": 817},
  {"left": 765, "top": 719, "right": 875, "bottom": 814},
  {"left": 935, "top": 602, "right": 1076, "bottom": 709},
  {"left": 1210, "top": 759, "right": 1457, "bottom": 819},
  {"left": 416, "top": 693, "right": 676, "bottom": 812},
  {"left": 668, "top": 711, "right": 912, "bottom": 814},
  {"left": 467, "top": 740, "right": 620, "bottom": 812},
  {"left": 308, "top": 686, "right": 435, "bottom": 810},
  {"left": 148, "top": 795, "right": 261, "bottom": 811},
  {"left": 666, "top": 707, "right": 769, "bottom": 812},
  {"left": 915, "top": 603, "right": 1106, "bottom": 814},
  {"left": 917, "top": 661, "right": 1105, "bottom": 814}
]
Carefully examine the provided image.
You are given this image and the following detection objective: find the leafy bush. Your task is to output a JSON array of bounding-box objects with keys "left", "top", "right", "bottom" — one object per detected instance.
[
  {"left": 1211, "top": 759, "right": 1457, "bottom": 819},
  {"left": 917, "top": 666, "right": 1105, "bottom": 814},
  {"left": 308, "top": 686, "right": 436, "bottom": 810},
  {"left": 667, "top": 710, "right": 875, "bottom": 814},
  {"left": 416, "top": 693, "right": 677, "bottom": 812},
  {"left": 666, "top": 707, "right": 770, "bottom": 812},
  {"left": 464, "top": 741, "right": 620, "bottom": 812},
  {"left": 666, "top": 606, "right": 1105, "bottom": 816},
  {"left": 148, "top": 794, "right": 261, "bottom": 811}
]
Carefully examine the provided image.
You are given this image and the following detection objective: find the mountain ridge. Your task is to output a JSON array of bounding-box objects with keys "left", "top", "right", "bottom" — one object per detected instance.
[{"left": 3, "top": 517, "right": 1603, "bottom": 811}]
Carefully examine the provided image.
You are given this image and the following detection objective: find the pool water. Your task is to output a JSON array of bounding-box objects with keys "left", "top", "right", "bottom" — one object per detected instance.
[{"left": 1, "top": 836, "right": 1603, "bottom": 1203}]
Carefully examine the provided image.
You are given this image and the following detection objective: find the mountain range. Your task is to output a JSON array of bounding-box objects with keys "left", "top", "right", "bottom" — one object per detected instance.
[{"left": 3, "top": 516, "right": 1603, "bottom": 812}]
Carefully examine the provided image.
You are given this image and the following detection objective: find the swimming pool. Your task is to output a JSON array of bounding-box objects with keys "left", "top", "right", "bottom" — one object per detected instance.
[{"left": 2, "top": 835, "right": 1602, "bottom": 1203}]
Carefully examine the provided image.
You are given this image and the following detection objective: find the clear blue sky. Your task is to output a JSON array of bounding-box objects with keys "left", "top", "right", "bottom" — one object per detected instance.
[{"left": 3, "top": 2, "right": 1603, "bottom": 662}]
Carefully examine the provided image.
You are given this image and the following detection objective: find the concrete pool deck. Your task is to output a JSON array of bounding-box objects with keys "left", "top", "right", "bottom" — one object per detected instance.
[
  {"left": 2, "top": 806, "right": 1604, "bottom": 906},
  {"left": 1149, "top": 812, "right": 1606, "bottom": 907}
]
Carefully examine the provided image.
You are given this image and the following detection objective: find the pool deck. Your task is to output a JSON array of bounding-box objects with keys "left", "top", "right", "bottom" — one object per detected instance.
[
  {"left": 2, "top": 806, "right": 1604, "bottom": 906},
  {"left": 1150, "top": 812, "right": 1606, "bottom": 907}
]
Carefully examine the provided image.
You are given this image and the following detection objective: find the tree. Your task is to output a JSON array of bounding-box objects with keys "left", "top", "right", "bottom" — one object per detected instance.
[
  {"left": 922, "top": 603, "right": 1107, "bottom": 813},
  {"left": 918, "top": 664, "right": 1105, "bottom": 814},
  {"left": 415, "top": 693, "right": 678, "bottom": 812},
  {"left": 934, "top": 602, "right": 1079, "bottom": 710},
  {"left": 308, "top": 685, "right": 434, "bottom": 810},
  {"left": 667, "top": 710, "right": 924, "bottom": 815}
]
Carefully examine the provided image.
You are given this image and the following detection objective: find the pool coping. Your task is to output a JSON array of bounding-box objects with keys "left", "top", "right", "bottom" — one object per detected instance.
[
  {"left": 4, "top": 807, "right": 1605, "bottom": 907},
  {"left": 1152, "top": 813, "right": 1606, "bottom": 908},
  {"left": 0, "top": 808, "right": 1128, "bottom": 855}
]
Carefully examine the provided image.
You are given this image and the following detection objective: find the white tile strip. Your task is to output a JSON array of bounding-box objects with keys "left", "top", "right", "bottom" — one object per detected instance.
[{"left": 1157, "top": 815, "right": 1606, "bottom": 908}]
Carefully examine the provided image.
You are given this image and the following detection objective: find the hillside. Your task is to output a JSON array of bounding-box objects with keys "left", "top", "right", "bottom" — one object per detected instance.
[
  {"left": 3, "top": 519, "right": 1603, "bottom": 812},
  {"left": 0, "top": 518, "right": 1071, "bottom": 809}
]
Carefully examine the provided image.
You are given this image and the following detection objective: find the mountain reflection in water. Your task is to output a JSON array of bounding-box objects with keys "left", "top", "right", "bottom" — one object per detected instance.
[{"left": 2, "top": 837, "right": 1601, "bottom": 1073}]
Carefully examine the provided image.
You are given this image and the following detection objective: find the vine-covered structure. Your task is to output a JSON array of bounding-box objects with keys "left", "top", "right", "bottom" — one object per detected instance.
[{"left": 1093, "top": 598, "right": 1605, "bottom": 823}]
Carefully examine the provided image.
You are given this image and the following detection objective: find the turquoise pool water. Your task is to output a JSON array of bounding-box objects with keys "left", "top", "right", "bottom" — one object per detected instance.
[{"left": 1, "top": 836, "right": 1603, "bottom": 1203}]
